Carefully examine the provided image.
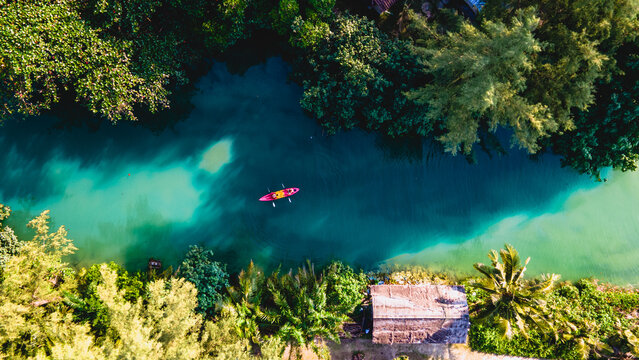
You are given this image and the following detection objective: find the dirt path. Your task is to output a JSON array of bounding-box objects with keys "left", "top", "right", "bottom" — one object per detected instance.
[{"left": 323, "top": 339, "right": 546, "bottom": 360}]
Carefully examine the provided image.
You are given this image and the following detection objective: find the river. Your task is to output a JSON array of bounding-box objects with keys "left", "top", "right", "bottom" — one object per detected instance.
[{"left": 2, "top": 57, "right": 638, "bottom": 285}]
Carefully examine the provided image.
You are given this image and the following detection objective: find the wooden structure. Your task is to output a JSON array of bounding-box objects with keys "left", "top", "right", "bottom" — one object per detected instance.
[
  {"left": 371, "top": 284, "right": 470, "bottom": 344},
  {"left": 148, "top": 258, "right": 162, "bottom": 271},
  {"left": 372, "top": 0, "right": 399, "bottom": 14}
]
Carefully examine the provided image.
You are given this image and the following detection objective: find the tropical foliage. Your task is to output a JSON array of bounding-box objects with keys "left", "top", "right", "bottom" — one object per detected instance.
[
  {"left": 3, "top": 0, "right": 639, "bottom": 178},
  {"left": 409, "top": 8, "right": 551, "bottom": 155},
  {"left": 0, "top": 205, "right": 285, "bottom": 359},
  {"left": 469, "top": 244, "right": 559, "bottom": 339},
  {"left": 0, "top": 204, "right": 20, "bottom": 270},
  {"left": 179, "top": 245, "right": 229, "bottom": 315},
  {"left": 300, "top": 14, "right": 427, "bottom": 137},
  {"left": 262, "top": 261, "right": 347, "bottom": 356},
  {"left": 223, "top": 261, "right": 267, "bottom": 342},
  {"left": 551, "top": 37, "right": 639, "bottom": 178},
  {"left": 67, "top": 262, "right": 145, "bottom": 338},
  {"left": 2, "top": 204, "right": 638, "bottom": 359},
  {"left": 323, "top": 261, "right": 368, "bottom": 315},
  {"left": 0, "top": 209, "right": 79, "bottom": 357},
  {"left": 0, "top": 0, "right": 183, "bottom": 123},
  {"left": 469, "top": 279, "right": 639, "bottom": 359}
]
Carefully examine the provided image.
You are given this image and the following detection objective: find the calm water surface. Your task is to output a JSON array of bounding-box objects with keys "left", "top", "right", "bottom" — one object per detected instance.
[{"left": 2, "top": 58, "right": 638, "bottom": 285}]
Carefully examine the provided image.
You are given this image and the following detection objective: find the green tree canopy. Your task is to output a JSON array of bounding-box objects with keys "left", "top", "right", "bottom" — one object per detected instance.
[
  {"left": 0, "top": 208, "right": 80, "bottom": 357},
  {"left": 550, "top": 39, "right": 639, "bottom": 177},
  {"left": 0, "top": 204, "right": 20, "bottom": 270},
  {"left": 0, "top": 0, "right": 177, "bottom": 122},
  {"left": 408, "top": 8, "right": 552, "bottom": 154},
  {"left": 323, "top": 261, "right": 367, "bottom": 315},
  {"left": 300, "top": 14, "right": 427, "bottom": 137},
  {"left": 269, "top": 0, "right": 334, "bottom": 49},
  {"left": 179, "top": 245, "right": 230, "bottom": 315},
  {"left": 223, "top": 261, "right": 267, "bottom": 342},
  {"left": 66, "top": 262, "right": 145, "bottom": 338},
  {"left": 262, "top": 261, "right": 347, "bottom": 357},
  {"left": 470, "top": 244, "right": 559, "bottom": 339},
  {"left": 480, "top": 0, "right": 639, "bottom": 158}
]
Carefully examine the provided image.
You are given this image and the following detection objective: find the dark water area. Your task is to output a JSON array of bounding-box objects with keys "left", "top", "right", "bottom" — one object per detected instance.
[{"left": 2, "top": 57, "right": 639, "bottom": 285}]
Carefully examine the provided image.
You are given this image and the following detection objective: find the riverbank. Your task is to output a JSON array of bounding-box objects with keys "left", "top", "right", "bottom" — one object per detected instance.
[
  {"left": 2, "top": 205, "right": 638, "bottom": 359},
  {"left": 292, "top": 341, "right": 546, "bottom": 360}
]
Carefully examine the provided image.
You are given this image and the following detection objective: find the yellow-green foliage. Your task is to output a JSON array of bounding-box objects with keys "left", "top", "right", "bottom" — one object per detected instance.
[
  {"left": 0, "top": 0, "right": 171, "bottom": 122},
  {"left": 96, "top": 265, "right": 203, "bottom": 359},
  {"left": 0, "top": 206, "right": 282, "bottom": 359},
  {"left": 0, "top": 209, "right": 82, "bottom": 358},
  {"left": 375, "top": 264, "right": 454, "bottom": 285},
  {"left": 0, "top": 204, "right": 20, "bottom": 268},
  {"left": 200, "top": 309, "right": 284, "bottom": 359},
  {"left": 409, "top": 8, "right": 552, "bottom": 155}
]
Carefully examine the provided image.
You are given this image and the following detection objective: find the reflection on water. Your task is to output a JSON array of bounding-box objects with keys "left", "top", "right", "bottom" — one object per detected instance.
[{"left": 1, "top": 57, "right": 637, "bottom": 285}]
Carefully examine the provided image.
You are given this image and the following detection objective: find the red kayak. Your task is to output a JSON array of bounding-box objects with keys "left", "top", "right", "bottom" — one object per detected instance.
[{"left": 259, "top": 187, "right": 299, "bottom": 201}]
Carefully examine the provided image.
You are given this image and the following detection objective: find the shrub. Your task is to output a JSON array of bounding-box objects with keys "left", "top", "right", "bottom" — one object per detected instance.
[{"left": 180, "top": 245, "right": 230, "bottom": 315}]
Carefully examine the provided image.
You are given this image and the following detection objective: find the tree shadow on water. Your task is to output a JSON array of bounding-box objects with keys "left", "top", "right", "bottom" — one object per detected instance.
[{"left": 216, "top": 30, "right": 291, "bottom": 76}]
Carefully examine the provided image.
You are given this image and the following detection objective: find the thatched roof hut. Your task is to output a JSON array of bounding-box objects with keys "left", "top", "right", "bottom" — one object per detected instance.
[{"left": 371, "top": 284, "right": 470, "bottom": 344}]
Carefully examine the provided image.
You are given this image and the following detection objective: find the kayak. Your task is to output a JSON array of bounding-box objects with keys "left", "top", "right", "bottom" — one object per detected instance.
[{"left": 259, "top": 187, "right": 299, "bottom": 201}]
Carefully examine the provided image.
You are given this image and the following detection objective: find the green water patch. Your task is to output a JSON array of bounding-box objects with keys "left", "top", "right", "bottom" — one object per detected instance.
[
  {"left": 199, "top": 139, "right": 233, "bottom": 173},
  {"left": 387, "top": 169, "right": 639, "bottom": 286}
]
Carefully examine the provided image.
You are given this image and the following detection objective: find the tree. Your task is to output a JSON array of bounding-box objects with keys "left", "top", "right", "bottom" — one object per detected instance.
[
  {"left": 480, "top": 0, "right": 639, "bottom": 156},
  {"left": 270, "top": 0, "right": 334, "bottom": 49},
  {"left": 200, "top": 309, "right": 284, "bottom": 360},
  {"left": 0, "top": 0, "right": 176, "bottom": 123},
  {"left": 0, "top": 204, "right": 20, "bottom": 270},
  {"left": 96, "top": 265, "right": 204, "bottom": 359},
  {"left": 179, "top": 245, "right": 229, "bottom": 315},
  {"left": 66, "top": 262, "right": 145, "bottom": 338},
  {"left": 223, "top": 261, "right": 267, "bottom": 342},
  {"left": 202, "top": 0, "right": 274, "bottom": 50},
  {"left": 323, "top": 261, "right": 367, "bottom": 315},
  {"left": 470, "top": 244, "right": 559, "bottom": 339},
  {"left": 262, "top": 261, "right": 347, "bottom": 357},
  {"left": 271, "top": 0, "right": 301, "bottom": 35},
  {"left": 0, "top": 207, "right": 281, "bottom": 359},
  {"left": 0, "top": 209, "right": 82, "bottom": 357},
  {"left": 300, "top": 14, "right": 427, "bottom": 137},
  {"left": 550, "top": 39, "right": 639, "bottom": 178},
  {"left": 408, "top": 8, "right": 552, "bottom": 155}
]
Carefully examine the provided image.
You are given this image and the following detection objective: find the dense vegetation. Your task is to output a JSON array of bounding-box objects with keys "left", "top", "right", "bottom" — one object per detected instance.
[
  {"left": 2, "top": 1, "right": 638, "bottom": 358},
  {"left": 467, "top": 246, "right": 639, "bottom": 360},
  {"left": 1, "top": 0, "right": 638, "bottom": 176},
  {"left": 379, "top": 246, "right": 639, "bottom": 360},
  {"left": 1, "top": 204, "right": 638, "bottom": 359},
  {"left": 0, "top": 205, "right": 367, "bottom": 359}
]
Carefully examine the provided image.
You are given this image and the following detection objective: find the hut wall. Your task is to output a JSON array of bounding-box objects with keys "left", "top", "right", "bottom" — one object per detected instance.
[{"left": 373, "top": 318, "right": 470, "bottom": 344}]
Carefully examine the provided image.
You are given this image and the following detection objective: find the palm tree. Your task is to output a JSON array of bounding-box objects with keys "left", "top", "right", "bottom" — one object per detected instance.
[
  {"left": 470, "top": 244, "right": 559, "bottom": 339},
  {"left": 263, "top": 260, "right": 347, "bottom": 357},
  {"left": 223, "top": 261, "right": 267, "bottom": 342}
]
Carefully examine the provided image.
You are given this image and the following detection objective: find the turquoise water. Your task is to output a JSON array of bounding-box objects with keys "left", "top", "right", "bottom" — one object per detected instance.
[{"left": 2, "top": 58, "right": 638, "bottom": 285}]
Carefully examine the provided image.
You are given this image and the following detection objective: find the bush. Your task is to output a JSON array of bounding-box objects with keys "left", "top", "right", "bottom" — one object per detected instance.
[
  {"left": 180, "top": 245, "right": 230, "bottom": 315},
  {"left": 70, "top": 262, "right": 145, "bottom": 338},
  {"left": 468, "top": 278, "right": 639, "bottom": 359},
  {"left": 323, "top": 261, "right": 367, "bottom": 315}
]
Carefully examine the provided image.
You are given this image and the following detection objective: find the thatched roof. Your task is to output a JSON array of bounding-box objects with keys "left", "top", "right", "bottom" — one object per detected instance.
[
  {"left": 371, "top": 285, "right": 470, "bottom": 344},
  {"left": 372, "top": 0, "right": 398, "bottom": 14}
]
